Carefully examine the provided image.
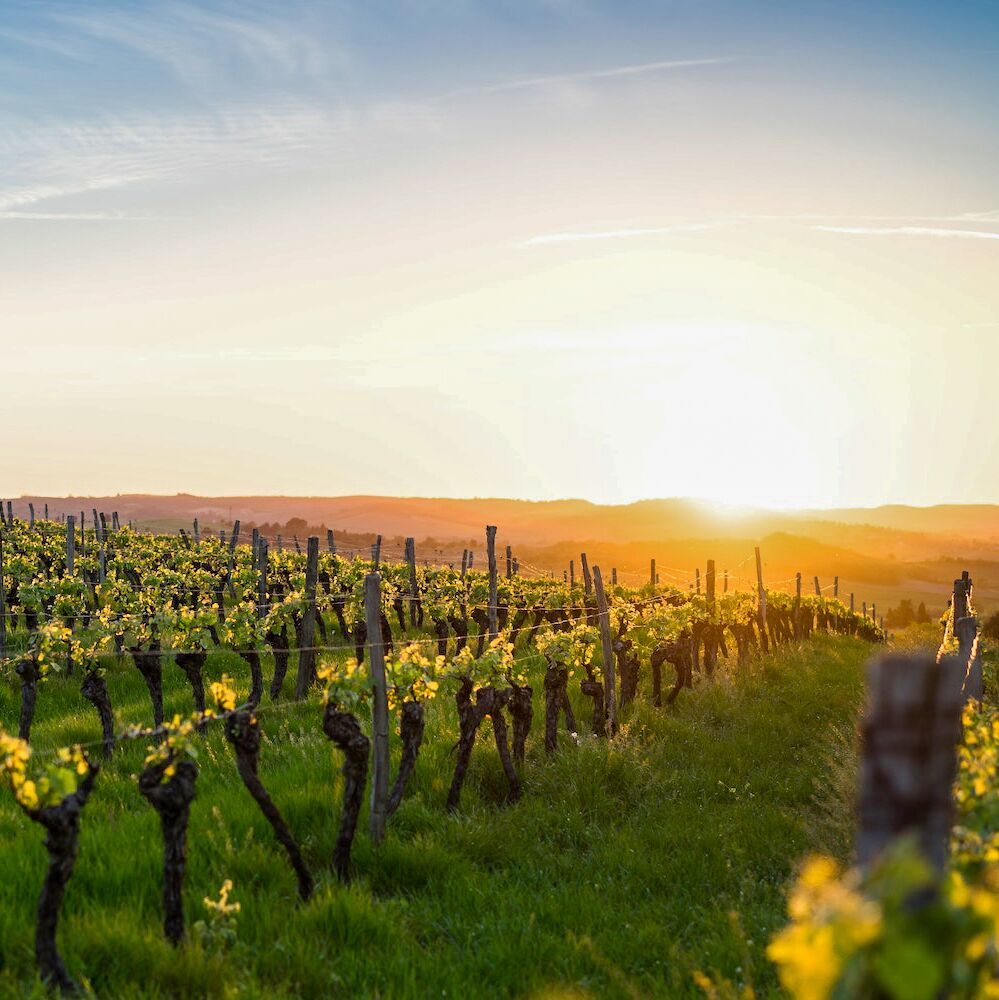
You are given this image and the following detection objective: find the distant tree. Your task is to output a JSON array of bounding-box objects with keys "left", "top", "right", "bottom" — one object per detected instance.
[
  {"left": 915, "top": 601, "right": 931, "bottom": 624},
  {"left": 885, "top": 599, "right": 916, "bottom": 628},
  {"left": 284, "top": 517, "right": 308, "bottom": 534}
]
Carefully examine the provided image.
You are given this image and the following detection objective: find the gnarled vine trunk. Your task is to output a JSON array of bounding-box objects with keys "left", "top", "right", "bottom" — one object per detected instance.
[
  {"left": 322, "top": 704, "right": 369, "bottom": 882},
  {"left": 80, "top": 671, "right": 114, "bottom": 759},
  {"left": 26, "top": 762, "right": 99, "bottom": 996},
  {"left": 139, "top": 758, "right": 197, "bottom": 945},
  {"left": 387, "top": 700, "right": 425, "bottom": 818},
  {"left": 225, "top": 709, "right": 313, "bottom": 900}
]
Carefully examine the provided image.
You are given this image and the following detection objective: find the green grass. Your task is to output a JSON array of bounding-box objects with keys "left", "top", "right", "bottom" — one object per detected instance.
[{"left": 0, "top": 634, "right": 870, "bottom": 999}]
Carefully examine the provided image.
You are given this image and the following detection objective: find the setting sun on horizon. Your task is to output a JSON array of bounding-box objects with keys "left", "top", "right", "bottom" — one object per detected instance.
[{"left": 3, "top": 2, "right": 999, "bottom": 509}]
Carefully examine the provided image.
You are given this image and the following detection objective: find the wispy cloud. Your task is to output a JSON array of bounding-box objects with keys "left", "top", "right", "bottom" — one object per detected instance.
[
  {"left": 47, "top": 2, "right": 342, "bottom": 91},
  {"left": 479, "top": 56, "right": 735, "bottom": 94},
  {"left": 520, "top": 221, "right": 730, "bottom": 247},
  {"left": 813, "top": 225, "right": 999, "bottom": 241}
]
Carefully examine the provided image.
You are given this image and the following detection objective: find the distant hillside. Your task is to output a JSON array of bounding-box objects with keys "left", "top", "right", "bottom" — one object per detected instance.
[
  {"left": 8, "top": 494, "right": 999, "bottom": 556},
  {"left": 8, "top": 493, "right": 999, "bottom": 609}
]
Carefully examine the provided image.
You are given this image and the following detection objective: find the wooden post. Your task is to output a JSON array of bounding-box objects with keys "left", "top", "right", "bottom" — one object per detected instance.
[
  {"left": 833, "top": 575, "right": 839, "bottom": 598},
  {"left": 7, "top": 501, "right": 13, "bottom": 523},
  {"left": 705, "top": 560, "right": 717, "bottom": 672},
  {"left": 505, "top": 545, "right": 512, "bottom": 580},
  {"left": 468, "top": 552, "right": 474, "bottom": 568},
  {"left": 251, "top": 527, "right": 259, "bottom": 563},
  {"left": 295, "top": 537, "right": 320, "bottom": 699},
  {"left": 29, "top": 502, "right": 35, "bottom": 527},
  {"left": 371, "top": 535, "right": 382, "bottom": 569},
  {"left": 724, "top": 569, "right": 728, "bottom": 593},
  {"left": 794, "top": 572, "right": 802, "bottom": 639},
  {"left": 695, "top": 567, "right": 701, "bottom": 595},
  {"left": 460, "top": 548, "right": 468, "bottom": 580},
  {"left": 754, "top": 546, "right": 768, "bottom": 652},
  {"left": 486, "top": 526, "right": 498, "bottom": 637},
  {"left": 593, "top": 566, "right": 617, "bottom": 736},
  {"left": 611, "top": 567, "right": 617, "bottom": 586},
  {"left": 327, "top": 529, "right": 336, "bottom": 555},
  {"left": 366, "top": 572, "right": 390, "bottom": 845},
  {"left": 580, "top": 553, "right": 592, "bottom": 597},
  {"left": 872, "top": 603, "right": 876, "bottom": 623},
  {"left": 276, "top": 534, "right": 283, "bottom": 552},
  {"left": 650, "top": 558, "right": 656, "bottom": 588},
  {"left": 813, "top": 575, "right": 821, "bottom": 596},
  {"left": 66, "top": 515, "right": 76, "bottom": 574},
  {"left": 850, "top": 593, "right": 855, "bottom": 614},
  {"left": 112, "top": 511, "right": 119, "bottom": 531},
  {"left": 256, "top": 539, "right": 268, "bottom": 619},
  {"left": 569, "top": 559, "right": 575, "bottom": 590},
  {"left": 193, "top": 518, "right": 200, "bottom": 544},
  {"left": 858, "top": 651, "right": 964, "bottom": 873},
  {"left": 0, "top": 534, "right": 6, "bottom": 662},
  {"left": 79, "top": 510, "right": 85, "bottom": 557},
  {"left": 512, "top": 557, "right": 519, "bottom": 575},
  {"left": 406, "top": 537, "right": 419, "bottom": 626},
  {"left": 863, "top": 601, "right": 868, "bottom": 619}
]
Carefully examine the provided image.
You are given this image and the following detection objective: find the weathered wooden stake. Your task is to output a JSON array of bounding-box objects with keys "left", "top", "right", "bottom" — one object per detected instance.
[
  {"left": 857, "top": 651, "right": 964, "bottom": 873},
  {"left": 406, "top": 537, "right": 419, "bottom": 626},
  {"left": 366, "top": 572, "right": 390, "bottom": 844},
  {"left": 833, "top": 575, "right": 839, "bottom": 598},
  {"left": 256, "top": 539, "right": 269, "bottom": 619},
  {"left": 0, "top": 535, "right": 6, "bottom": 662},
  {"left": 295, "top": 537, "right": 319, "bottom": 699},
  {"left": 611, "top": 567, "right": 617, "bottom": 586},
  {"left": 66, "top": 515, "right": 76, "bottom": 575},
  {"left": 505, "top": 545, "right": 512, "bottom": 580},
  {"left": 593, "top": 566, "right": 616, "bottom": 736},
  {"left": 754, "top": 546, "right": 768, "bottom": 653},
  {"left": 569, "top": 559, "right": 575, "bottom": 590},
  {"left": 460, "top": 548, "right": 468, "bottom": 580},
  {"left": 695, "top": 567, "right": 701, "bottom": 594},
  {"left": 650, "top": 558, "right": 656, "bottom": 588},
  {"left": 580, "top": 552, "right": 592, "bottom": 596},
  {"left": 486, "top": 526, "right": 498, "bottom": 637},
  {"left": 193, "top": 518, "right": 200, "bottom": 544},
  {"left": 327, "top": 529, "right": 336, "bottom": 555}
]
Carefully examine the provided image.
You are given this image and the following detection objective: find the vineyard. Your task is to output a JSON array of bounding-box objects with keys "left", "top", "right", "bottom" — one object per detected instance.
[{"left": 0, "top": 510, "right": 970, "bottom": 999}]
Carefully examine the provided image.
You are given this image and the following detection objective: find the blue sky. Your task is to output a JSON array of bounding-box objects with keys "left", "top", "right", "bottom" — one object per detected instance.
[{"left": 1, "top": 2, "right": 998, "bottom": 505}]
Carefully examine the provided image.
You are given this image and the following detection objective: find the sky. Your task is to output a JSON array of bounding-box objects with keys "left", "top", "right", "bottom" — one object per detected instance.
[{"left": 1, "top": 0, "right": 998, "bottom": 508}]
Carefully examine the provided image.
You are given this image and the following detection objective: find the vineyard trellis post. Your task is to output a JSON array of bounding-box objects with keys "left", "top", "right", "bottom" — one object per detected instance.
[
  {"left": 650, "top": 558, "right": 656, "bottom": 589},
  {"left": 833, "top": 575, "right": 839, "bottom": 598},
  {"left": 406, "top": 537, "right": 419, "bottom": 626},
  {"left": 569, "top": 559, "right": 575, "bottom": 590},
  {"left": 295, "top": 536, "right": 319, "bottom": 699},
  {"left": 593, "top": 566, "right": 617, "bottom": 736},
  {"left": 695, "top": 567, "right": 701, "bottom": 595},
  {"left": 704, "top": 560, "right": 716, "bottom": 674},
  {"left": 794, "top": 571, "right": 802, "bottom": 639},
  {"left": 754, "top": 546, "right": 769, "bottom": 653},
  {"left": 29, "top": 502, "right": 35, "bottom": 527},
  {"left": 0, "top": 533, "right": 6, "bottom": 662},
  {"left": 486, "top": 525, "right": 498, "bottom": 637},
  {"left": 460, "top": 548, "right": 468, "bottom": 580},
  {"left": 66, "top": 515, "right": 75, "bottom": 575},
  {"left": 251, "top": 527, "right": 259, "bottom": 562},
  {"left": 505, "top": 545, "right": 512, "bottom": 580},
  {"left": 580, "top": 552, "right": 592, "bottom": 597},
  {"left": 724, "top": 568, "right": 728, "bottom": 593},
  {"left": 365, "top": 572, "right": 390, "bottom": 845},
  {"left": 193, "top": 517, "right": 200, "bottom": 545},
  {"left": 612, "top": 567, "right": 617, "bottom": 585},
  {"left": 327, "top": 529, "right": 336, "bottom": 555},
  {"left": 256, "top": 539, "right": 268, "bottom": 619},
  {"left": 857, "top": 651, "right": 964, "bottom": 873}
]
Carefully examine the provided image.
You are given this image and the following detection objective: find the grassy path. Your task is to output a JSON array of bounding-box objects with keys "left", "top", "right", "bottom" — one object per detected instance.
[{"left": 0, "top": 635, "right": 869, "bottom": 998}]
